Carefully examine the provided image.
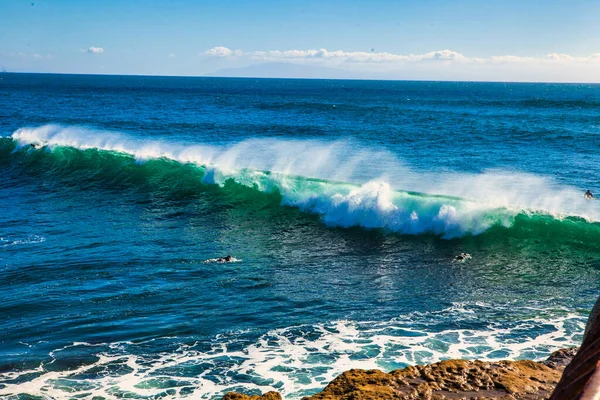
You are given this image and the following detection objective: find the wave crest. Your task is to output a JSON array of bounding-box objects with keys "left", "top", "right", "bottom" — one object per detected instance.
[{"left": 6, "top": 124, "right": 600, "bottom": 239}]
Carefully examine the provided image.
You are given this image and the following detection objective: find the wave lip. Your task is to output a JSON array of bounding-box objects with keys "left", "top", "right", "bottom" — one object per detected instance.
[
  {"left": 277, "top": 179, "right": 513, "bottom": 238},
  {"left": 7, "top": 124, "right": 600, "bottom": 239}
]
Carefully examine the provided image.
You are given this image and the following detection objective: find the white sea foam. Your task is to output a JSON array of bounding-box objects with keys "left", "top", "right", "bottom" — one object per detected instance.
[
  {"left": 0, "top": 302, "right": 585, "bottom": 399},
  {"left": 11, "top": 124, "right": 600, "bottom": 238},
  {"left": 203, "top": 257, "right": 242, "bottom": 263},
  {"left": 0, "top": 234, "right": 46, "bottom": 247}
]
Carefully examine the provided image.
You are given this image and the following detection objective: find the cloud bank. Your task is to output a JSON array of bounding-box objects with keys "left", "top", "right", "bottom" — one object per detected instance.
[
  {"left": 204, "top": 46, "right": 600, "bottom": 65},
  {"left": 203, "top": 46, "right": 600, "bottom": 82},
  {"left": 205, "top": 47, "right": 473, "bottom": 63}
]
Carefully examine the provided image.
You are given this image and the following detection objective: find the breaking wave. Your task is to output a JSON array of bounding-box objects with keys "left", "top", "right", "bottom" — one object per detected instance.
[{"left": 3, "top": 124, "right": 600, "bottom": 240}]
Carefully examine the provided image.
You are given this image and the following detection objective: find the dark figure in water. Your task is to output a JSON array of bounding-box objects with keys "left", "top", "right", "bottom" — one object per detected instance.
[
  {"left": 30, "top": 143, "right": 37, "bottom": 149},
  {"left": 217, "top": 255, "right": 233, "bottom": 262},
  {"left": 585, "top": 190, "right": 594, "bottom": 199},
  {"left": 454, "top": 253, "right": 471, "bottom": 262}
]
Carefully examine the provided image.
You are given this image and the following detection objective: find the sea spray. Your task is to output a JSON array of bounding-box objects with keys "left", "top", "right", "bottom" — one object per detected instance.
[{"left": 7, "top": 124, "right": 600, "bottom": 238}]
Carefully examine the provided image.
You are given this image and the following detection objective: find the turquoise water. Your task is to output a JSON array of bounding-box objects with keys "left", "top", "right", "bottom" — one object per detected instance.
[{"left": 1, "top": 74, "right": 599, "bottom": 399}]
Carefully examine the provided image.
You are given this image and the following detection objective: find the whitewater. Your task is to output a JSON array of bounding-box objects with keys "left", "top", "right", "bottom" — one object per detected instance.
[
  {"left": 9, "top": 124, "right": 600, "bottom": 239},
  {"left": 0, "top": 303, "right": 586, "bottom": 399},
  {"left": 2, "top": 75, "right": 600, "bottom": 399}
]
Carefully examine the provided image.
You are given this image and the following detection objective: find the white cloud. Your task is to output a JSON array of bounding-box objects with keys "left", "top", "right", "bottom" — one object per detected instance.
[
  {"left": 3, "top": 52, "right": 53, "bottom": 60},
  {"left": 204, "top": 46, "right": 243, "bottom": 57},
  {"left": 204, "top": 47, "right": 478, "bottom": 64},
  {"left": 85, "top": 47, "right": 104, "bottom": 54},
  {"left": 489, "top": 55, "right": 535, "bottom": 63},
  {"left": 417, "top": 50, "right": 468, "bottom": 61},
  {"left": 202, "top": 46, "right": 600, "bottom": 82},
  {"left": 203, "top": 46, "right": 600, "bottom": 67},
  {"left": 204, "top": 47, "right": 475, "bottom": 63},
  {"left": 544, "top": 53, "right": 600, "bottom": 63},
  {"left": 168, "top": 53, "right": 175, "bottom": 57},
  {"left": 545, "top": 53, "right": 574, "bottom": 61}
]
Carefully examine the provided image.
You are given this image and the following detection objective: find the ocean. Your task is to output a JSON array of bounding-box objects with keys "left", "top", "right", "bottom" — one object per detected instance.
[{"left": 1, "top": 73, "right": 599, "bottom": 399}]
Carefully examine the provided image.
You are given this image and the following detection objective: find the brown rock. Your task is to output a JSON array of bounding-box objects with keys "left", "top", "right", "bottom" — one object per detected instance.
[
  {"left": 542, "top": 348, "right": 578, "bottom": 369},
  {"left": 550, "top": 295, "right": 600, "bottom": 399},
  {"left": 222, "top": 391, "right": 282, "bottom": 400},
  {"left": 223, "top": 348, "right": 577, "bottom": 400},
  {"left": 303, "top": 358, "right": 564, "bottom": 400}
]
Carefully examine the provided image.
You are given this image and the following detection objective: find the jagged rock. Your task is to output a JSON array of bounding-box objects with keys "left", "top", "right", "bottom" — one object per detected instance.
[
  {"left": 302, "top": 358, "right": 565, "bottom": 399},
  {"left": 550, "top": 295, "right": 600, "bottom": 399},
  {"left": 221, "top": 350, "right": 576, "bottom": 400},
  {"left": 223, "top": 295, "right": 600, "bottom": 400},
  {"left": 543, "top": 348, "right": 578, "bottom": 369},
  {"left": 222, "top": 392, "right": 282, "bottom": 400}
]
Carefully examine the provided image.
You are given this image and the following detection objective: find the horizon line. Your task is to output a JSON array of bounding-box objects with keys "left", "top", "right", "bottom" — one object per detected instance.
[{"left": 2, "top": 71, "right": 600, "bottom": 85}]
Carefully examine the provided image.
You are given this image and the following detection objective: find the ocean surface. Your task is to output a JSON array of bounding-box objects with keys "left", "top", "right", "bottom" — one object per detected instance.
[{"left": 1, "top": 73, "right": 599, "bottom": 399}]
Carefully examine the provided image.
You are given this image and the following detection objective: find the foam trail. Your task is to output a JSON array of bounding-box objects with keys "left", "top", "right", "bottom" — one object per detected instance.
[
  {"left": 10, "top": 125, "right": 600, "bottom": 238},
  {"left": 0, "top": 303, "right": 586, "bottom": 399}
]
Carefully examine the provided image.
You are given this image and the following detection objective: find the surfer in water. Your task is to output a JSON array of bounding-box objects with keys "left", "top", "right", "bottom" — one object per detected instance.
[
  {"left": 454, "top": 253, "right": 471, "bottom": 262},
  {"left": 585, "top": 190, "right": 594, "bottom": 200},
  {"left": 204, "top": 255, "right": 236, "bottom": 263}
]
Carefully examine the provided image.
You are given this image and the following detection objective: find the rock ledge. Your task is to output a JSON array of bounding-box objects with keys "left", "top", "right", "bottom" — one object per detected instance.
[{"left": 222, "top": 348, "right": 577, "bottom": 400}]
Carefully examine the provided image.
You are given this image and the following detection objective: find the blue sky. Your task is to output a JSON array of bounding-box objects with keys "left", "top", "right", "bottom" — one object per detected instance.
[{"left": 2, "top": 0, "right": 600, "bottom": 81}]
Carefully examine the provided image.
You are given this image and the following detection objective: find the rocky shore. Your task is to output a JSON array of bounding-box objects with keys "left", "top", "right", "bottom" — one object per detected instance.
[
  {"left": 223, "top": 294, "right": 600, "bottom": 399},
  {"left": 222, "top": 348, "right": 577, "bottom": 400}
]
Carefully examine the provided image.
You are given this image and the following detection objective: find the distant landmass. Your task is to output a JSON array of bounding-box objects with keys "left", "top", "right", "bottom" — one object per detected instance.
[{"left": 206, "top": 62, "right": 368, "bottom": 79}]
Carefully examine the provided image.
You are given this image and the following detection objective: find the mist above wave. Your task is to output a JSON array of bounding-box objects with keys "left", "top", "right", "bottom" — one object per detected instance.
[{"left": 10, "top": 124, "right": 600, "bottom": 237}]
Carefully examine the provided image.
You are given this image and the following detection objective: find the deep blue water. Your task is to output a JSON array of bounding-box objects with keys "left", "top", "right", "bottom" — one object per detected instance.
[{"left": 1, "top": 73, "right": 600, "bottom": 399}]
